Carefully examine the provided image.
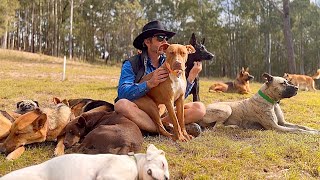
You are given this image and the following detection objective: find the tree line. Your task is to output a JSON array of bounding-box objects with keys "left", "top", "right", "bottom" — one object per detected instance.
[{"left": 1, "top": 0, "right": 320, "bottom": 81}]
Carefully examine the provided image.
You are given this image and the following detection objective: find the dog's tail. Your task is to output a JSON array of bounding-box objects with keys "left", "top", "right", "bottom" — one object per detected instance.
[{"left": 312, "top": 69, "right": 320, "bottom": 79}]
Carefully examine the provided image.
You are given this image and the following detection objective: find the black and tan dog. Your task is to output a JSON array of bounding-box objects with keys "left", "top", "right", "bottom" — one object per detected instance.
[
  {"left": 64, "top": 98, "right": 114, "bottom": 117},
  {"left": 201, "top": 73, "right": 320, "bottom": 134},
  {"left": 186, "top": 33, "right": 215, "bottom": 101},
  {"left": 63, "top": 111, "right": 143, "bottom": 155},
  {"left": 209, "top": 67, "right": 254, "bottom": 94}
]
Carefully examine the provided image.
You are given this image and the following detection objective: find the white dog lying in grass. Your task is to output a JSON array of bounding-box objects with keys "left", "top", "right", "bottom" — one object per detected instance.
[{"left": 0, "top": 144, "right": 169, "bottom": 180}]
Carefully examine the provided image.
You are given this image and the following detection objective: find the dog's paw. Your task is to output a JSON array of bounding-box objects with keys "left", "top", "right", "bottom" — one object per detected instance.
[
  {"left": 6, "top": 146, "right": 25, "bottom": 161},
  {"left": 54, "top": 147, "right": 65, "bottom": 156}
]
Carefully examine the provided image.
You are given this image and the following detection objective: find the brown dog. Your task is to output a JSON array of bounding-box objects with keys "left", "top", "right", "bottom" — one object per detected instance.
[
  {"left": 63, "top": 111, "right": 143, "bottom": 154},
  {"left": 0, "top": 111, "right": 13, "bottom": 140},
  {"left": 283, "top": 71, "right": 319, "bottom": 91},
  {"left": 0, "top": 97, "right": 72, "bottom": 160},
  {"left": 209, "top": 67, "right": 254, "bottom": 94},
  {"left": 134, "top": 43, "right": 195, "bottom": 142},
  {"left": 63, "top": 98, "right": 114, "bottom": 117}
]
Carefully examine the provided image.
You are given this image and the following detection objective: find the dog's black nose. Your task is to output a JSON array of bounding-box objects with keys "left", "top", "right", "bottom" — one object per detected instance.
[
  {"left": 207, "top": 53, "right": 215, "bottom": 60},
  {"left": 164, "top": 176, "right": 169, "bottom": 180},
  {"left": 0, "top": 143, "right": 6, "bottom": 153}
]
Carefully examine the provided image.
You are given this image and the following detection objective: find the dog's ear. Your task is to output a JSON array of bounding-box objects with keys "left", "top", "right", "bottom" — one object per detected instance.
[
  {"left": 185, "top": 45, "right": 196, "bottom": 54},
  {"left": 53, "top": 97, "right": 61, "bottom": 105},
  {"left": 262, "top": 73, "right": 273, "bottom": 83},
  {"left": 146, "top": 144, "right": 165, "bottom": 160},
  {"left": 16, "top": 101, "right": 23, "bottom": 108},
  {"left": 158, "top": 43, "right": 170, "bottom": 54},
  {"left": 201, "top": 37, "right": 205, "bottom": 45},
  {"left": 189, "top": 33, "right": 196, "bottom": 45},
  {"left": 76, "top": 116, "right": 86, "bottom": 128},
  {"left": 239, "top": 67, "right": 245, "bottom": 76},
  {"left": 61, "top": 99, "right": 69, "bottom": 106},
  {"left": 32, "top": 113, "right": 47, "bottom": 131},
  {"left": 33, "top": 100, "right": 39, "bottom": 107},
  {"left": 245, "top": 67, "right": 249, "bottom": 72}
]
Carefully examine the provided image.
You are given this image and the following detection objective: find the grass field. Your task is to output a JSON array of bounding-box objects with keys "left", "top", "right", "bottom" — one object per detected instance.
[{"left": 0, "top": 49, "right": 320, "bottom": 179}]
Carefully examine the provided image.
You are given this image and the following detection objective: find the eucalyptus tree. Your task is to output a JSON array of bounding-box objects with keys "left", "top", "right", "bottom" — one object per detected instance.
[{"left": 0, "top": 0, "right": 19, "bottom": 49}]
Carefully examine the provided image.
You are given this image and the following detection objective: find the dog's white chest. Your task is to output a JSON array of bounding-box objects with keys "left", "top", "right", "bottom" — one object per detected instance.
[{"left": 169, "top": 74, "right": 186, "bottom": 99}]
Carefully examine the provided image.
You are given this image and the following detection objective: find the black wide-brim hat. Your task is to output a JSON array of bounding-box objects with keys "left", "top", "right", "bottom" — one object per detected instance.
[{"left": 133, "top": 20, "right": 176, "bottom": 50}]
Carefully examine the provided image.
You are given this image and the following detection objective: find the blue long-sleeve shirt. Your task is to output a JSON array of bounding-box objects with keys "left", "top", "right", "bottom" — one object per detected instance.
[{"left": 117, "top": 54, "right": 194, "bottom": 101}]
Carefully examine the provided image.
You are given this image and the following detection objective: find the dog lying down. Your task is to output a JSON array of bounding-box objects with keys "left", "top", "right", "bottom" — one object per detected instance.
[
  {"left": 200, "top": 73, "right": 320, "bottom": 134},
  {"left": 1, "top": 144, "right": 170, "bottom": 180},
  {"left": 0, "top": 98, "right": 72, "bottom": 160},
  {"left": 63, "top": 111, "right": 143, "bottom": 155}
]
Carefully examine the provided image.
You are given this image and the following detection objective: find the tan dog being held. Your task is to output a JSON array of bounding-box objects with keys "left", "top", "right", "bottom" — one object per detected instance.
[
  {"left": 209, "top": 67, "right": 254, "bottom": 94},
  {"left": 0, "top": 98, "right": 72, "bottom": 160},
  {"left": 134, "top": 43, "right": 195, "bottom": 141},
  {"left": 283, "top": 70, "right": 319, "bottom": 91},
  {"left": 201, "top": 73, "right": 320, "bottom": 134}
]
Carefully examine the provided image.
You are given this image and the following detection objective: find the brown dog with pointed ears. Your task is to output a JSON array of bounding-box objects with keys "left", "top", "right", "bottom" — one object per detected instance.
[
  {"left": 134, "top": 43, "right": 195, "bottom": 142},
  {"left": 209, "top": 67, "right": 254, "bottom": 94},
  {"left": 0, "top": 97, "right": 72, "bottom": 160}
]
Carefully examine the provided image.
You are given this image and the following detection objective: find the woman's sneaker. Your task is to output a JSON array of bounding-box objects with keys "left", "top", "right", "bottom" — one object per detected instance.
[{"left": 185, "top": 123, "right": 202, "bottom": 137}]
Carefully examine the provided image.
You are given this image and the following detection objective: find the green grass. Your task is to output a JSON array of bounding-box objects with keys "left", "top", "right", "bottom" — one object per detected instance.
[{"left": 1, "top": 49, "right": 320, "bottom": 179}]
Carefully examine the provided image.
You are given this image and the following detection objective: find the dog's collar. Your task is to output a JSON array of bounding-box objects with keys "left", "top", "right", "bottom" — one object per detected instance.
[
  {"left": 258, "top": 90, "right": 276, "bottom": 104},
  {"left": 128, "top": 152, "right": 137, "bottom": 161},
  {"left": 128, "top": 152, "right": 139, "bottom": 179}
]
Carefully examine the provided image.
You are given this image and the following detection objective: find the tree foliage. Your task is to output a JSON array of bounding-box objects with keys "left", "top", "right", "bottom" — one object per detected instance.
[{"left": 0, "top": 0, "right": 320, "bottom": 80}]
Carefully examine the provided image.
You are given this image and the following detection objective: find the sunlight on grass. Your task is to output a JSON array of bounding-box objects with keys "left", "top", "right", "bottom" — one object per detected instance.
[{"left": 1, "top": 49, "right": 320, "bottom": 179}]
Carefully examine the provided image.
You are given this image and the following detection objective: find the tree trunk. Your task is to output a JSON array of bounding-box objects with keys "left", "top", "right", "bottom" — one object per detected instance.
[
  {"left": 31, "top": 2, "right": 35, "bottom": 53},
  {"left": 283, "top": 0, "right": 296, "bottom": 73},
  {"left": 69, "top": 0, "right": 74, "bottom": 60}
]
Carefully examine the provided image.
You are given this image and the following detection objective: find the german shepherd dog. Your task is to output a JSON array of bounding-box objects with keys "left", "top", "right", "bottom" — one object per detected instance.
[
  {"left": 186, "top": 33, "right": 215, "bottom": 101},
  {"left": 209, "top": 67, "right": 254, "bottom": 94}
]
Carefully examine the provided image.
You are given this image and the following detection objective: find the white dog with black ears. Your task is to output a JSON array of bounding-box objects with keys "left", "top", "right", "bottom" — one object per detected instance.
[{"left": 0, "top": 144, "right": 170, "bottom": 180}]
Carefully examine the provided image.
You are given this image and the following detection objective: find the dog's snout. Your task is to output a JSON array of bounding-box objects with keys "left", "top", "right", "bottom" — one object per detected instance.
[
  {"left": 63, "top": 141, "right": 69, "bottom": 147},
  {"left": 0, "top": 143, "right": 6, "bottom": 153},
  {"left": 164, "top": 176, "right": 169, "bottom": 180},
  {"left": 207, "top": 52, "right": 215, "bottom": 60}
]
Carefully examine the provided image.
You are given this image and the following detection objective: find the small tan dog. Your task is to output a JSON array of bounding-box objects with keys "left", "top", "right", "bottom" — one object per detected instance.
[
  {"left": 134, "top": 43, "right": 195, "bottom": 142},
  {"left": 209, "top": 67, "right": 254, "bottom": 94},
  {"left": 283, "top": 69, "right": 320, "bottom": 91},
  {"left": 0, "top": 97, "right": 72, "bottom": 160}
]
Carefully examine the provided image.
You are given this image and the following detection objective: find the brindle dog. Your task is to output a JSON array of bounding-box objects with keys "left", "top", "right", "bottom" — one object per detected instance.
[
  {"left": 186, "top": 33, "right": 215, "bottom": 102},
  {"left": 201, "top": 73, "right": 320, "bottom": 134}
]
